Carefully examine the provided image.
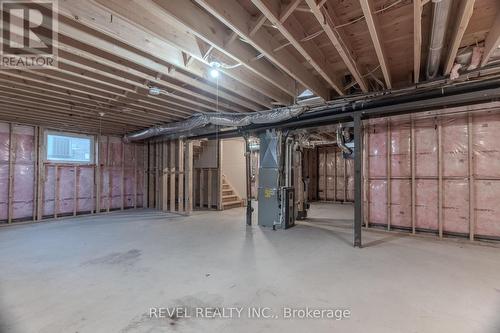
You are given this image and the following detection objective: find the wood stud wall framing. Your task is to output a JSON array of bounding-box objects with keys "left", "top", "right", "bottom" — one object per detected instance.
[
  {"left": 1, "top": 123, "right": 146, "bottom": 224},
  {"left": 317, "top": 146, "right": 353, "bottom": 203},
  {"left": 364, "top": 108, "right": 497, "bottom": 241}
]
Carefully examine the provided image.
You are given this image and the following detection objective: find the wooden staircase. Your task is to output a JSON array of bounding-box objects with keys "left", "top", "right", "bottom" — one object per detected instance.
[{"left": 222, "top": 176, "right": 244, "bottom": 210}]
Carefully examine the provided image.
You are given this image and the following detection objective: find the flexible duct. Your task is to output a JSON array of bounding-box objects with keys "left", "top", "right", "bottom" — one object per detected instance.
[
  {"left": 336, "top": 125, "right": 352, "bottom": 156},
  {"left": 426, "top": 0, "right": 452, "bottom": 79},
  {"left": 123, "top": 105, "right": 307, "bottom": 142}
]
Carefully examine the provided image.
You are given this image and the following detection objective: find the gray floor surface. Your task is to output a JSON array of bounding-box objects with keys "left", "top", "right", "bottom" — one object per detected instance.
[{"left": 0, "top": 203, "right": 499, "bottom": 333}]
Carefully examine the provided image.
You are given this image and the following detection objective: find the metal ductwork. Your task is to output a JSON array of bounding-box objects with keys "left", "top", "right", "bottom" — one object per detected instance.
[
  {"left": 336, "top": 125, "right": 354, "bottom": 159},
  {"left": 123, "top": 106, "right": 307, "bottom": 142},
  {"left": 426, "top": 0, "right": 452, "bottom": 80}
]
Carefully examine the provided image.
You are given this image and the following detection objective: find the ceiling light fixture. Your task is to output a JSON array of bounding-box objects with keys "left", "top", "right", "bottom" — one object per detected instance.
[
  {"left": 148, "top": 86, "right": 162, "bottom": 95},
  {"left": 209, "top": 61, "right": 221, "bottom": 79}
]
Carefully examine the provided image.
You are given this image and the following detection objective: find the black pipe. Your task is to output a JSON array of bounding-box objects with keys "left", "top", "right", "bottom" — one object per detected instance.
[{"left": 191, "top": 78, "right": 500, "bottom": 140}]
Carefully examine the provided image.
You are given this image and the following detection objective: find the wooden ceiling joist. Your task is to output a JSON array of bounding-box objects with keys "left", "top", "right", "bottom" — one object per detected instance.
[
  {"left": 413, "top": 0, "right": 422, "bottom": 83},
  {"left": 304, "top": 0, "right": 369, "bottom": 92},
  {"left": 56, "top": 20, "right": 258, "bottom": 113},
  {"left": 194, "top": 0, "right": 330, "bottom": 100},
  {"left": 444, "top": 0, "right": 476, "bottom": 75},
  {"left": 279, "top": 0, "right": 302, "bottom": 23},
  {"left": 86, "top": 0, "right": 295, "bottom": 104},
  {"left": 0, "top": 0, "right": 498, "bottom": 136},
  {"left": 359, "top": 0, "right": 392, "bottom": 89},
  {"left": 481, "top": 5, "right": 500, "bottom": 67},
  {"left": 58, "top": 0, "right": 279, "bottom": 108},
  {"left": 251, "top": 0, "right": 344, "bottom": 95},
  {"left": 0, "top": 111, "right": 127, "bottom": 135},
  {"left": 2, "top": 69, "right": 192, "bottom": 122}
]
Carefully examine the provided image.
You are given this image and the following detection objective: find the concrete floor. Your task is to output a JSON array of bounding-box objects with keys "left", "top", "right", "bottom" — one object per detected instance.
[{"left": 0, "top": 203, "right": 499, "bottom": 333}]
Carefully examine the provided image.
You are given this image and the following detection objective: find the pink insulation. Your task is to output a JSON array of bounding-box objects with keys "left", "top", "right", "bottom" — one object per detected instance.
[
  {"left": 0, "top": 123, "right": 9, "bottom": 220},
  {"left": 317, "top": 147, "right": 354, "bottom": 202},
  {"left": 366, "top": 108, "right": 500, "bottom": 239},
  {"left": 0, "top": 121, "right": 145, "bottom": 223}
]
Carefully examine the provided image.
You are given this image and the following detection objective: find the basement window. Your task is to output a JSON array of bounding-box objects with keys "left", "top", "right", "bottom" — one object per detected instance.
[{"left": 45, "top": 131, "right": 94, "bottom": 163}]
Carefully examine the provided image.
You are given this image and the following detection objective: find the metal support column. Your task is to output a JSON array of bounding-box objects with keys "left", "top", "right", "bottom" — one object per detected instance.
[
  {"left": 354, "top": 113, "right": 363, "bottom": 247},
  {"left": 244, "top": 135, "right": 253, "bottom": 226}
]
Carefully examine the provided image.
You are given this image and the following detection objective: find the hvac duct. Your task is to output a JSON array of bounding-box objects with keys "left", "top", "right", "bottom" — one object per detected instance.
[
  {"left": 336, "top": 126, "right": 351, "bottom": 155},
  {"left": 123, "top": 106, "right": 307, "bottom": 142},
  {"left": 426, "top": 0, "right": 452, "bottom": 80}
]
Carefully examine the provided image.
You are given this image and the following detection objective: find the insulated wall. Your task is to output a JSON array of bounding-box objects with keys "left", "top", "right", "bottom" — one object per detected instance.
[
  {"left": 0, "top": 122, "right": 146, "bottom": 223},
  {"left": 364, "top": 106, "right": 500, "bottom": 240},
  {"left": 317, "top": 146, "right": 354, "bottom": 202}
]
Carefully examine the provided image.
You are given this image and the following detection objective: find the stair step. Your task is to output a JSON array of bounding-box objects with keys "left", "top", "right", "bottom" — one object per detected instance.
[
  {"left": 222, "top": 200, "right": 243, "bottom": 208},
  {"left": 222, "top": 195, "right": 238, "bottom": 202}
]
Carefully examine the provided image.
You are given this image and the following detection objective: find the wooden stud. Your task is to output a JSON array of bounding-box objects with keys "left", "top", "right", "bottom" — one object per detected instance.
[
  {"left": 386, "top": 120, "right": 391, "bottom": 230},
  {"left": 411, "top": 118, "right": 416, "bottom": 234},
  {"left": 142, "top": 143, "right": 147, "bottom": 208},
  {"left": 363, "top": 127, "right": 369, "bottom": 227},
  {"left": 323, "top": 149, "right": 327, "bottom": 201},
  {"left": 7, "top": 123, "right": 15, "bottom": 223},
  {"left": 178, "top": 139, "right": 184, "bottom": 212},
  {"left": 121, "top": 142, "right": 125, "bottom": 210},
  {"left": 32, "top": 126, "right": 39, "bottom": 221},
  {"left": 162, "top": 142, "right": 168, "bottom": 211},
  {"left": 333, "top": 148, "right": 337, "bottom": 202},
  {"left": 343, "top": 157, "right": 347, "bottom": 202},
  {"left": 73, "top": 165, "right": 78, "bottom": 216},
  {"left": 170, "top": 140, "right": 176, "bottom": 212},
  {"left": 414, "top": 0, "right": 422, "bottom": 83},
  {"left": 95, "top": 134, "right": 101, "bottom": 213},
  {"left": 185, "top": 141, "right": 193, "bottom": 214},
  {"left": 155, "top": 142, "right": 160, "bottom": 209},
  {"left": 54, "top": 164, "right": 59, "bottom": 218},
  {"left": 437, "top": 118, "right": 443, "bottom": 238},
  {"left": 133, "top": 144, "right": 138, "bottom": 209},
  {"left": 207, "top": 168, "right": 212, "bottom": 209},
  {"left": 217, "top": 139, "right": 223, "bottom": 210},
  {"left": 200, "top": 169, "right": 204, "bottom": 208},
  {"left": 36, "top": 127, "right": 44, "bottom": 221},
  {"left": 107, "top": 136, "right": 111, "bottom": 212},
  {"left": 148, "top": 141, "right": 155, "bottom": 208},
  {"left": 467, "top": 113, "right": 475, "bottom": 240}
]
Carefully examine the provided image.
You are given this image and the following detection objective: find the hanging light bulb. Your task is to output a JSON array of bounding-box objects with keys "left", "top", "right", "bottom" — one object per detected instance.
[
  {"left": 209, "top": 61, "right": 221, "bottom": 79},
  {"left": 209, "top": 68, "right": 219, "bottom": 78}
]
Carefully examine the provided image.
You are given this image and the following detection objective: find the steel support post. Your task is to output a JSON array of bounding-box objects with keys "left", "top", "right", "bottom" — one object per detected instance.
[
  {"left": 354, "top": 113, "right": 363, "bottom": 247},
  {"left": 244, "top": 135, "right": 253, "bottom": 226}
]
